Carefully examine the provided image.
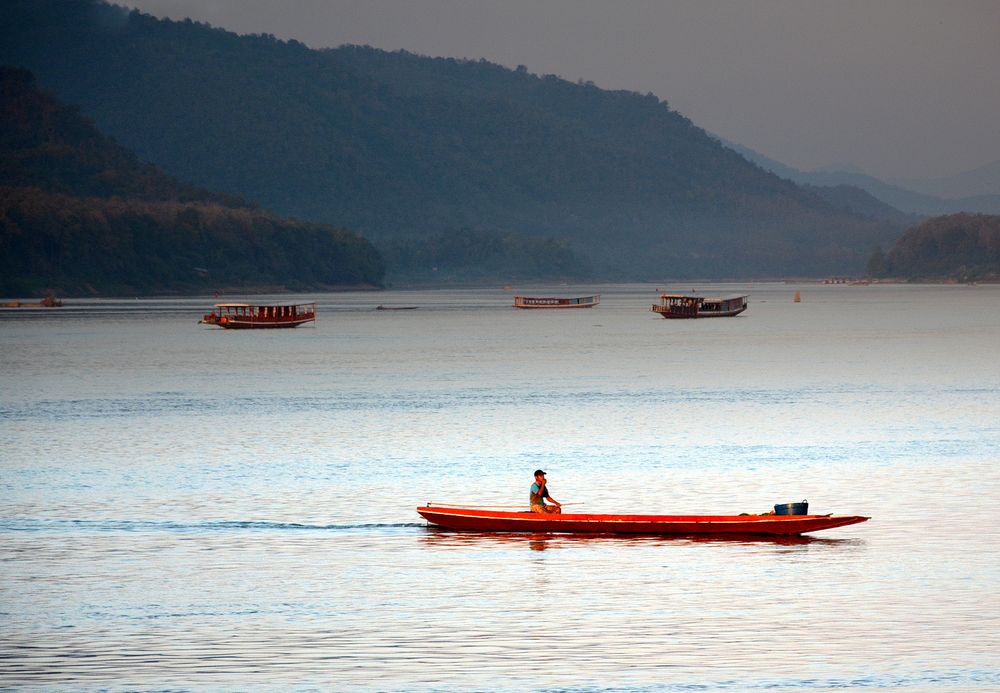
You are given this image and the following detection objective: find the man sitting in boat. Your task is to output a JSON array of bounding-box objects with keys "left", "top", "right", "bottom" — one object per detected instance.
[{"left": 530, "top": 470, "right": 562, "bottom": 514}]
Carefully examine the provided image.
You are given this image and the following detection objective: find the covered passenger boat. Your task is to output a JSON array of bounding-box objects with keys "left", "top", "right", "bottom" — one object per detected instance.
[
  {"left": 651, "top": 293, "right": 748, "bottom": 319},
  {"left": 199, "top": 302, "right": 316, "bottom": 329},
  {"left": 417, "top": 505, "right": 868, "bottom": 536},
  {"left": 514, "top": 295, "right": 600, "bottom": 309}
]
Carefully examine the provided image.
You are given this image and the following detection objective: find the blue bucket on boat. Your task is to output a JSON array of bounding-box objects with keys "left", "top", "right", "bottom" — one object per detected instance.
[{"left": 774, "top": 500, "right": 808, "bottom": 515}]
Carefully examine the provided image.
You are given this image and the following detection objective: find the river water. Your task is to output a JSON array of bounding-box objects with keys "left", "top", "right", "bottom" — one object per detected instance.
[{"left": 2, "top": 283, "right": 998, "bottom": 692}]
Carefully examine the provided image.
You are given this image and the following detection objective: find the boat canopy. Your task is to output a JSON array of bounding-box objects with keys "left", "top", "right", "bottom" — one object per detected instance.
[
  {"left": 213, "top": 302, "right": 316, "bottom": 309},
  {"left": 658, "top": 294, "right": 746, "bottom": 301}
]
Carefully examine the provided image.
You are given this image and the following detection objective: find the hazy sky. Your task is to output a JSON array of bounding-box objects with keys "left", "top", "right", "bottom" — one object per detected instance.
[{"left": 120, "top": 0, "right": 1000, "bottom": 180}]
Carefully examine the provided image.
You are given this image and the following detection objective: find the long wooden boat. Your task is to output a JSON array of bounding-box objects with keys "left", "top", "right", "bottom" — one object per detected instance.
[
  {"left": 514, "top": 294, "right": 600, "bottom": 309},
  {"left": 417, "top": 505, "right": 868, "bottom": 536},
  {"left": 199, "top": 302, "right": 316, "bottom": 329},
  {"left": 651, "top": 293, "right": 747, "bottom": 319}
]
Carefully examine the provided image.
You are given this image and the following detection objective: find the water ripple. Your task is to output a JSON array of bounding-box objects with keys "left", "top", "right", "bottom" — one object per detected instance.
[
  {"left": 0, "top": 518, "right": 426, "bottom": 533},
  {"left": 4, "top": 384, "right": 997, "bottom": 421},
  {"left": 3, "top": 286, "right": 1000, "bottom": 691},
  {"left": 555, "top": 667, "right": 1000, "bottom": 691}
]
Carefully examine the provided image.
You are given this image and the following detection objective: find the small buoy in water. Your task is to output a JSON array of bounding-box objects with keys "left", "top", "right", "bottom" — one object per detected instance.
[{"left": 794, "top": 291, "right": 801, "bottom": 303}]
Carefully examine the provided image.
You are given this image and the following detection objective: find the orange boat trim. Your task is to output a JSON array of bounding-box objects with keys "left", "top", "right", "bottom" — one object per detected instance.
[{"left": 417, "top": 506, "right": 869, "bottom": 536}]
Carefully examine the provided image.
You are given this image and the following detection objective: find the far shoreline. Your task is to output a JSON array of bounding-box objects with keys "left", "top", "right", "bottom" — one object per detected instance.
[{"left": 4, "top": 276, "right": 997, "bottom": 302}]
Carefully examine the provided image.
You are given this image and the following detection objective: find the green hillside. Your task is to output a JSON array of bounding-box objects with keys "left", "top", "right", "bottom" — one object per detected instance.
[
  {"left": 0, "top": 66, "right": 383, "bottom": 296},
  {"left": 380, "top": 228, "right": 590, "bottom": 283},
  {"left": 869, "top": 214, "right": 1000, "bottom": 282},
  {"left": 1, "top": 0, "right": 905, "bottom": 278}
]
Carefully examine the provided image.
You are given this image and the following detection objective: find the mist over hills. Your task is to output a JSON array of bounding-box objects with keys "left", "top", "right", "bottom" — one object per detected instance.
[
  {"left": 793, "top": 169, "right": 1000, "bottom": 217},
  {"left": 891, "top": 160, "right": 1000, "bottom": 201},
  {"left": 727, "top": 141, "right": 1000, "bottom": 217},
  {"left": 2, "top": 0, "right": 906, "bottom": 279},
  {"left": 0, "top": 66, "right": 383, "bottom": 296}
]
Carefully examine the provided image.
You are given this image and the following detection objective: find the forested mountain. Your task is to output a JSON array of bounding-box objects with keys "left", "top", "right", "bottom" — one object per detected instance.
[
  {"left": 802, "top": 184, "right": 919, "bottom": 226},
  {"left": 380, "top": 229, "right": 590, "bottom": 283},
  {"left": 0, "top": 66, "right": 383, "bottom": 296},
  {"left": 2, "top": 0, "right": 905, "bottom": 279},
  {"left": 868, "top": 214, "right": 1000, "bottom": 282},
  {"left": 0, "top": 66, "right": 243, "bottom": 207}
]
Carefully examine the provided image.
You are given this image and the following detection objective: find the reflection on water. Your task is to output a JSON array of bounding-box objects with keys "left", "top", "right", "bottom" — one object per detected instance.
[
  {"left": 2, "top": 284, "right": 999, "bottom": 691},
  {"left": 418, "top": 526, "right": 849, "bottom": 550}
]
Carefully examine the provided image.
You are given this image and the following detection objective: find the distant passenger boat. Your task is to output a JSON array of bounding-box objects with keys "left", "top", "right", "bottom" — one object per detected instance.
[
  {"left": 199, "top": 302, "right": 316, "bottom": 329},
  {"left": 651, "top": 293, "right": 748, "bottom": 319},
  {"left": 3, "top": 294, "right": 62, "bottom": 308},
  {"left": 513, "top": 294, "right": 600, "bottom": 309}
]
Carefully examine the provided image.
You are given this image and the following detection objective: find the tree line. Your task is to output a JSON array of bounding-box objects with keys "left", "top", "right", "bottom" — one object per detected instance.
[
  {"left": 0, "top": 65, "right": 384, "bottom": 296},
  {"left": 867, "top": 214, "right": 1000, "bottom": 282}
]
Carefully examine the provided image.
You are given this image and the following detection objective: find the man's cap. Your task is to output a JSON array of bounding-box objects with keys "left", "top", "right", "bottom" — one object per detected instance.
[{"left": 534, "top": 469, "right": 546, "bottom": 476}]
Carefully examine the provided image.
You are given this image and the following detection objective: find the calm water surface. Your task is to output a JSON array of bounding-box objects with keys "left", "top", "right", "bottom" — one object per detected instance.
[{"left": 2, "top": 283, "right": 999, "bottom": 692}]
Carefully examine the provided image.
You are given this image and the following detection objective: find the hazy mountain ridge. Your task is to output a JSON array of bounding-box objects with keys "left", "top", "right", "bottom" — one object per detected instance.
[
  {"left": 0, "top": 66, "right": 384, "bottom": 296},
  {"left": 800, "top": 184, "right": 920, "bottom": 226},
  {"left": 800, "top": 170, "right": 1000, "bottom": 217},
  {"left": 890, "top": 160, "right": 1000, "bottom": 200},
  {"left": 0, "top": 0, "right": 906, "bottom": 279},
  {"left": 727, "top": 140, "right": 1000, "bottom": 216}
]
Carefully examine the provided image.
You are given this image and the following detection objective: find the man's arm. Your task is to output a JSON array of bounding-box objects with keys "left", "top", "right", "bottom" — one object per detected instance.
[{"left": 542, "top": 486, "right": 561, "bottom": 507}]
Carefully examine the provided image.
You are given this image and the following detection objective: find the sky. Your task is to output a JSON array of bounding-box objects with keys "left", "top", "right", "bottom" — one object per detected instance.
[{"left": 120, "top": 0, "right": 1000, "bottom": 181}]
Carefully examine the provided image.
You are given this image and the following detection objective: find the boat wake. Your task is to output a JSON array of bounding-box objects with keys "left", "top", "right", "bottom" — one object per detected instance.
[{"left": 0, "top": 518, "right": 426, "bottom": 533}]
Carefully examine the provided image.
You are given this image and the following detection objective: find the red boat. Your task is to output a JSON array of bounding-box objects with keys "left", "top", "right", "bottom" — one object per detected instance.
[
  {"left": 417, "top": 505, "right": 869, "bottom": 536},
  {"left": 199, "top": 302, "right": 316, "bottom": 329}
]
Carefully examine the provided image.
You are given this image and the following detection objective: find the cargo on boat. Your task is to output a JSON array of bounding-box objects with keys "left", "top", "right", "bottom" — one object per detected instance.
[
  {"left": 513, "top": 294, "right": 600, "bottom": 309},
  {"left": 417, "top": 505, "right": 868, "bottom": 536},
  {"left": 199, "top": 302, "right": 316, "bottom": 329},
  {"left": 651, "top": 293, "right": 747, "bottom": 319}
]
